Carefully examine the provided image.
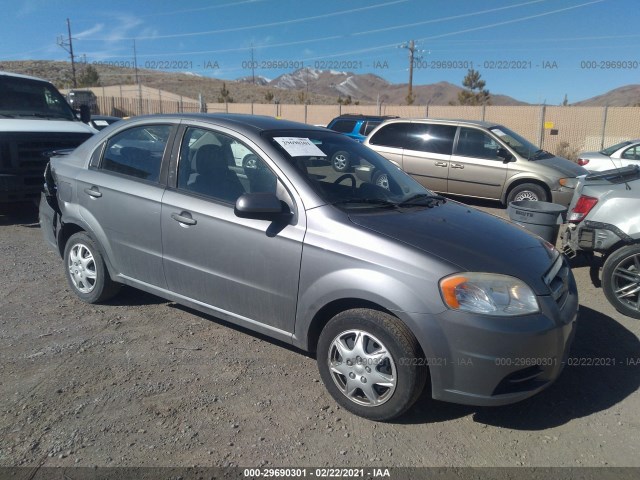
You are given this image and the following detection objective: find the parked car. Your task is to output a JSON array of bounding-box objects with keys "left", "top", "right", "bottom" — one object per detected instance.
[
  {"left": 561, "top": 165, "right": 640, "bottom": 319},
  {"left": 577, "top": 139, "right": 640, "bottom": 172},
  {"left": 0, "top": 71, "right": 96, "bottom": 205},
  {"left": 66, "top": 89, "right": 98, "bottom": 113},
  {"left": 364, "top": 119, "right": 587, "bottom": 206},
  {"left": 326, "top": 114, "right": 398, "bottom": 172},
  {"left": 89, "top": 115, "right": 122, "bottom": 131},
  {"left": 40, "top": 113, "right": 578, "bottom": 420}
]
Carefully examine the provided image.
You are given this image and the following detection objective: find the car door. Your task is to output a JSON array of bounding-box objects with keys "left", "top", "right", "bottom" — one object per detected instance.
[
  {"left": 160, "top": 125, "right": 305, "bottom": 335},
  {"left": 400, "top": 123, "right": 455, "bottom": 193},
  {"left": 447, "top": 126, "right": 508, "bottom": 200},
  {"left": 76, "top": 123, "right": 176, "bottom": 288},
  {"left": 619, "top": 145, "right": 640, "bottom": 168}
]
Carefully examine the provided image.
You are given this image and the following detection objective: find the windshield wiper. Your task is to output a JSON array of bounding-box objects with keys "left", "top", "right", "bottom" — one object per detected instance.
[
  {"left": 397, "top": 193, "right": 446, "bottom": 207},
  {"left": 332, "top": 198, "right": 398, "bottom": 208},
  {"left": 530, "top": 149, "right": 550, "bottom": 160}
]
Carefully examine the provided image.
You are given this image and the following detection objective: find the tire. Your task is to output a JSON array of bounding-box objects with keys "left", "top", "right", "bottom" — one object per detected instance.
[
  {"left": 506, "top": 182, "right": 548, "bottom": 203},
  {"left": 331, "top": 150, "right": 351, "bottom": 172},
  {"left": 242, "top": 154, "right": 258, "bottom": 170},
  {"left": 602, "top": 244, "right": 640, "bottom": 319},
  {"left": 317, "top": 309, "right": 427, "bottom": 421},
  {"left": 372, "top": 171, "right": 390, "bottom": 190},
  {"left": 63, "top": 232, "right": 120, "bottom": 304}
]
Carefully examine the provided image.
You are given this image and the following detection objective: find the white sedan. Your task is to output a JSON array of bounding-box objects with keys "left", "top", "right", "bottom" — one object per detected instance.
[{"left": 578, "top": 139, "right": 640, "bottom": 171}]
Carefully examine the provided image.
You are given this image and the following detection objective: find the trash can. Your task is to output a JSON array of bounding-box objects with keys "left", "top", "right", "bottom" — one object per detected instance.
[{"left": 507, "top": 200, "right": 568, "bottom": 244}]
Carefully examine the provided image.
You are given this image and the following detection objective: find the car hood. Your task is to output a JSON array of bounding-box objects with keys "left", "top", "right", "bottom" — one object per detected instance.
[
  {"left": 533, "top": 156, "right": 588, "bottom": 177},
  {"left": 348, "top": 201, "right": 557, "bottom": 294},
  {"left": 0, "top": 118, "right": 97, "bottom": 134}
]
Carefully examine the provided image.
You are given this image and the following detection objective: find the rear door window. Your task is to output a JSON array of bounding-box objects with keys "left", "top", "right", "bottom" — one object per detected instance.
[
  {"left": 329, "top": 119, "right": 357, "bottom": 134},
  {"left": 101, "top": 125, "right": 172, "bottom": 182}
]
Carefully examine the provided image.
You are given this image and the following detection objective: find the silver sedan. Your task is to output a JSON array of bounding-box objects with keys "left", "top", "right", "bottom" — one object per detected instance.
[{"left": 578, "top": 139, "right": 640, "bottom": 172}]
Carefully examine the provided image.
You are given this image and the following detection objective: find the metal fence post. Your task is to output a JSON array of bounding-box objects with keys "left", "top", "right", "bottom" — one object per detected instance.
[
  {"left": 304, "top": 103, "right": 308, "bottom": 124},
  {"left": 600, "top": 106, "right": 609, "bottom": 150},
  {"left": 537, "top": 105, "right": 546, "bottom": 148}
]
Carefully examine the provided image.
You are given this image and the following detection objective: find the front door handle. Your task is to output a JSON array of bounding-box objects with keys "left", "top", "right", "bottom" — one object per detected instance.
[
  {"left": 171, "top": 212, "right": 197, "bottom": 226},
  {"left": 84, "top": 187, "right": 102, "bottom": 198},
  {"left": 434, "top": 161, "right": 448, "bottom": 167},
  {"left": 451, "top": 163, "right": 464, "bottom": 169}
]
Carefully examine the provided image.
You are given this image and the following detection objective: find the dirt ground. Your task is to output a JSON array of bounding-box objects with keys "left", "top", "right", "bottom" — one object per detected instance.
[{"left": 0, "top": 201, "right": 639, "bottom": 471}]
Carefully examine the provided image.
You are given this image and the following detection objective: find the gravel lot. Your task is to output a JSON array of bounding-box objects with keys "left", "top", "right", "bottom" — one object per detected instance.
[{"left": 0, "top": 201, "right": 638, "bottom": 470}]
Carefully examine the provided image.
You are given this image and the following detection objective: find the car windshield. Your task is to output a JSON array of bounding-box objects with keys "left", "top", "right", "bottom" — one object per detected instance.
[
  {"left": 489, "top": 125, "right": 551, "bottom": 160},
  {"left": 264, "top": 129, "right": 438, "bottom": 210},
  {"left": 0, "top": 76, "right": 76, "bottom": 120},
  {"left": 600, "top": 141, "right": 633, "bottom": 156}
]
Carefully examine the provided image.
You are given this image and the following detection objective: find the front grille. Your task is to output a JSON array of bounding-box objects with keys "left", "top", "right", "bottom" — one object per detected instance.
[
  {"left": 0, "top": 132, "right": 91, "bottom": 173},
  {"left": 544, "top": 254, "right": 570, "bottom": 309}
]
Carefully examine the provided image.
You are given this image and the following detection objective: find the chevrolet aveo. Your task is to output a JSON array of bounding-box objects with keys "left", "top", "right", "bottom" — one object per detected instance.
[{"left": 40, "top": 114, "right": 578, "bottom": 421}]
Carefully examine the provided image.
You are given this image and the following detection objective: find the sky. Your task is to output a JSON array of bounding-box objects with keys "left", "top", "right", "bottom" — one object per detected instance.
[{"left": 1, "top": 0, "right": 638, "bottom": 104}]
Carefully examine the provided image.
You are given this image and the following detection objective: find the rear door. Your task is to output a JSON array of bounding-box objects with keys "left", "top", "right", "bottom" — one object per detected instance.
[
  {"left": 447, "top": 126, "right": 508, "bottom": 200},
  {"left": 400, "top": 123, "right": 455, "bottom": 193},
  {"left": 77, "top": 123, "right": 176, "bottom": 287}
]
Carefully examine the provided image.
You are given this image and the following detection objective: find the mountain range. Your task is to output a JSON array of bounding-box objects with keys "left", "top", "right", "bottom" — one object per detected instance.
[{"left": 1, "top": 61, "right": 639, "bottom": 107}]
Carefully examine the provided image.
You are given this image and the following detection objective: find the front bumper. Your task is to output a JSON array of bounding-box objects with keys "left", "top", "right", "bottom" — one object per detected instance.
[{"left": 406, "top": 267, "right": 579, "bottom": 406}]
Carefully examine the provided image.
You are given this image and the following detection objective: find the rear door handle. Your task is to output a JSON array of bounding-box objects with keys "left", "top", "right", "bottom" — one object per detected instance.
[
  {"left": 84, "top": 187, "right": 102, "bottom": 198},
  {"left": 434, "top": 162, "right": 448, "bottom": 167},
  {"left": 171, "top": 212, "right": 197, "bottom": 226},
  {"left": 451, "top": 163, "right": 464, "bottom": 169}
]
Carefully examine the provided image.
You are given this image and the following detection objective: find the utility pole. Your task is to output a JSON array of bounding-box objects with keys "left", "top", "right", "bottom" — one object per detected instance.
[
  {"left": 133, "top": 40, "right": 142, "bottom": 114},
  {"left": 399, "top": 40, "right": 424, "bottom": 105},
  {"left": 251, "top": 44, "right": 255, "bottom": 84},
  {"left": 57, "top": 18, "right": 77, "bottom": 87}
]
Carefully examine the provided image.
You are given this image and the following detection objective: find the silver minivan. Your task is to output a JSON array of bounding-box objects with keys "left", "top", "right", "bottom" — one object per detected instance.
[
  {"left": 40, "top": 114, "right": 578, "bottom": 421},
  {"left": 364, "top": 119, "right": 587, "bottom": 205}
]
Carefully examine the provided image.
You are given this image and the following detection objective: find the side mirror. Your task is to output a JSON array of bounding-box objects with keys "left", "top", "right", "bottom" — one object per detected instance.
[
  {"left": 79, "top": 105, "right": 91, "bottom": 124},
  {"left": 497, "top": 147, "right": 513, "bottom": 162},
  {"left": 234, "top": 192, "right": 290, "bottom": 221}
]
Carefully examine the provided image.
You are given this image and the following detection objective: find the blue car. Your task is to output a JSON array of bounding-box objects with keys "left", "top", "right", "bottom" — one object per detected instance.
[{"left": 326, "top": 114, "right": 397, "bottom": 171}]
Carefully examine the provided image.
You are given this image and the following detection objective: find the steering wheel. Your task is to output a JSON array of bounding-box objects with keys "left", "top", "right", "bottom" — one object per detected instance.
[{"left": 333, "top": 173, "right": 356, "bottom": 188}]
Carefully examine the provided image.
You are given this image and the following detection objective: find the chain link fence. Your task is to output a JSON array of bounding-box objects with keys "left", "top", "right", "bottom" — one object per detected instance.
[{"left": 87, "top": 87, "right": 640, "bottom": 161}]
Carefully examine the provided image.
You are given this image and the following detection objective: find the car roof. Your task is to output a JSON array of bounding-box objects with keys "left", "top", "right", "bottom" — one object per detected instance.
[
  {"left": 0, "top": 71, "right": 53, "bottom": 84},
  {"left": 129, "top": 113, "right": 327, "bottom": 134},
  {"left": 382, "top": 117, "right": 498, "bottom": 128}
]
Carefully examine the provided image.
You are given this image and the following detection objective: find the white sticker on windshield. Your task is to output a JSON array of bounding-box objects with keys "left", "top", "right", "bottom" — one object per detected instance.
[
  {"left": 274, "top": 137, "right": 326, "bottom": 157},
  {"left": 492, "top": 128, "right": 507, "bottom": 137}
]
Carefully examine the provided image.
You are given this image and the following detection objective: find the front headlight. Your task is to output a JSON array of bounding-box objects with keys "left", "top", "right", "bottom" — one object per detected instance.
[{"left": 439, "top": 273, "right": 539, "bottom": 316}]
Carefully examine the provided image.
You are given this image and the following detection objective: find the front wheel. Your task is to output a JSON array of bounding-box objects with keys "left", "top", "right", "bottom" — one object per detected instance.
[
  {"left": 602, "top": 244, "right": 640, "bottom": 319},
  {"left": 317, "top": 309, "right": 427, "bottom": 421},
  {"left": 63, "top": 232, "right": 120, "bottom": 304},
  {"left": 506, "top": 183, "right": 548, "bottom": 204}
]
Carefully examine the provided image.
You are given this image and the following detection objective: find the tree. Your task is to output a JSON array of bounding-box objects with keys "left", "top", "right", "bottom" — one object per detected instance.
[
  {"left": 264, "top": 91, "right": 274, "bottom": 102},
  {"left": 562, "top": 94, "right": 569, "bottom": 106},
  {"left": 78, "top": 65, "right": 100, "bottom": 87},
  {"left": 217, "top": 82, "right": 233, "bottom": 103},
  {"left": 406, "top": 93, "right": 415, "bottom": 106},
  {"left": 457, "top": 68, "right": 490, "bottom": 106}
]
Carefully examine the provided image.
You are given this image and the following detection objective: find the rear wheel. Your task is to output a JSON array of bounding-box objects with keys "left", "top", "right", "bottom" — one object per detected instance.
[
  {"left": 506, "top": 183, "right": 548, "bottom": 203},
  {"left": 63, "top": 232, "right": 120, "bottom": 303},
  {"left": 317, "top": 309, "right": 427, "bottom": 421},
  {"left": 602, "top": 244, "right": 640, "bottom": 319},
  {"left": 331, "top": 150, "right": 351, "bottom": 172}
]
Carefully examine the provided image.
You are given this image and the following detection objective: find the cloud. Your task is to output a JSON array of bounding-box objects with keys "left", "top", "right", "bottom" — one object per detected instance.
[{"left": 76, "top": 24, "right": 105, "bottom": 39}]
